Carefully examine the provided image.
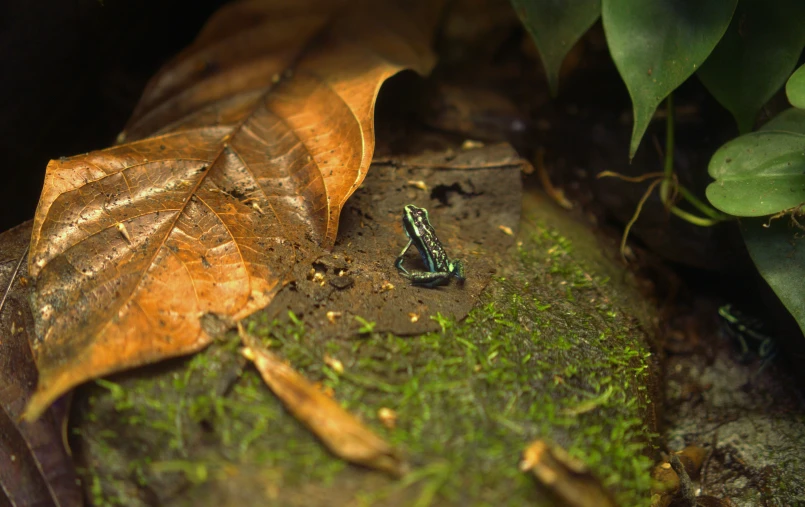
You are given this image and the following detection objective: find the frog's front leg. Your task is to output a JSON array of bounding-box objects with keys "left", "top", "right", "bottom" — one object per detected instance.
[
  {"left": 758, "top": 337, "right": 777, "bottom": 361},
  {"left": 734, "top": 331, "right": 751, "bottom": 361},
  {"left": 448, "top": 259, "right": 465, "bottom": 281},
  {"left": 395, "top": 239, "right": 414, "bottom": 276}
]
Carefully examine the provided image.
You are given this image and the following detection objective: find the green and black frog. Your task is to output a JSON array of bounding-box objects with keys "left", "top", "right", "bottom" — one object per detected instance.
[
  {"left": 718, "top": 304, "right": 777, "bottom": 374},
  {"left": 394, "top": 204, "right": 465, "bottom": 287}
]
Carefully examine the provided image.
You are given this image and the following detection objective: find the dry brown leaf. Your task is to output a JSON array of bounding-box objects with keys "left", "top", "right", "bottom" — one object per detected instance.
[
  {"left": 238, "top": 325, "right": 407, "bottom": 477},
  {"left": 0, "top": 222, "right": 82, "bottom": 506},
  {"left": 24, "top": 0, "right": 438, "bottom": 420},
  {"left": 650, "top": 445, "right": 708, "bottom": 506},
  {"left": 675, "top": 444, "right": 707, "bottom": 480},
  {"left": 520, "top": 439, "right": 617, "bottom": 507}
]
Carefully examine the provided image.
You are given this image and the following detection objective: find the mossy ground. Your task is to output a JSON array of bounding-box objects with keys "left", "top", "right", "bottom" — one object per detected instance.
[{"left": 72, "top": 192, "right": 659, "bottom": 506}]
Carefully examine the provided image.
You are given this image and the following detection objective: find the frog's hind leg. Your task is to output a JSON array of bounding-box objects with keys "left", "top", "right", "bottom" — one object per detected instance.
[{"left": 408, "top": 271, "right": 452, "bottom": 287}]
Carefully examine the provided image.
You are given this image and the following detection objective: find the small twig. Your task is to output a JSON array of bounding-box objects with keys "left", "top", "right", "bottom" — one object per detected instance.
[{"left": 670, "top": 454, "right": 696, "bottom": 506}]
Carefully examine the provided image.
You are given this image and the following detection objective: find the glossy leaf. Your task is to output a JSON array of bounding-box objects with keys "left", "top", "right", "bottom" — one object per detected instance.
[
  {"left": 697, "top": 0, "right": 805, "bottom": 133},
  {"left": 0, "top": 222, "right": 82, "bottom": 506},
  {"left": 742, "top": 218, "right": 805, "bottom": 336},
  {"left": 511, "top": 0, "right": 601, "bottom": 96},
  {"left": 706, "top": 130, "right": 805, "bottom": 216},
  {"left": 760, "top": 107, "right": 805, "bottom": 133},
  {"left": 707, "top": 108, "right": 805, "bottom": 216},
  {"left": 602, "top": 0, "right": 737, "bottom": 158},
  {"left": 24, "top": 0, "right": 437, "bottom": 420},
  {"left": 786, "top": 64, "right": 805, "bottom": 109}
]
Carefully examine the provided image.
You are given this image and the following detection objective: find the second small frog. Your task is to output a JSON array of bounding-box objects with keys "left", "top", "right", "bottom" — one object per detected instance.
[{"left": 395, "top": 204, "right": 465, "bottom": 287}]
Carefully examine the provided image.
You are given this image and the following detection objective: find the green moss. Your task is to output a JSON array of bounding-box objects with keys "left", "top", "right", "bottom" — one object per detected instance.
[{"left": 73, "top": 211, "right": 657, "bottom": 506}]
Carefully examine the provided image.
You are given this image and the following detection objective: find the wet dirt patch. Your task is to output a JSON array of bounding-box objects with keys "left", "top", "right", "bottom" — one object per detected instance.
[{"left": 264, "top": 143, "right": 524, "bottom": 336}]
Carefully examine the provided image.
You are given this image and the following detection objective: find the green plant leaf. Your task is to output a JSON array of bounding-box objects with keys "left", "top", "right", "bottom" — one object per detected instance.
[
  {"left": 706, "top": 130, "right": 805, "bottom": 216},
  {"left": 511, "top": 0, "right": 601, "bottom": 97},
  {"left": 742, "top": 218, "right": 805, "bottom": 336},
  {"left": 697, "top": 0, "right": 805, "bottom": 134},
  {"left": 786, "top": 64, "right": 805, "bottom": 109},
  {"left": 760, "top": 107, "right": 805, "bottom": 133},
  {"left": 602, "top": 0, "right": 737, "bottom": 158}
]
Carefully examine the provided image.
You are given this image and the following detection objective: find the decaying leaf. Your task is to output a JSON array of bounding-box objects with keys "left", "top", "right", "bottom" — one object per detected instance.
[
  {"left": 650, "top": 445, "right": 708, "bottom": 507},
  {"left": 520, "top": 439, "right": 616, "bottom": 507},
  {"left": 238, "top": 324, "right": 407, "bottom": 477},
  {"left": 675, "top": 445, "right": 706, "bottom": 481},
  {"left": 0, "top": 222, "right": 82, "bottom": 506},
  {"left": 24, "top": 0, "right": 439, "bottom": 420}
]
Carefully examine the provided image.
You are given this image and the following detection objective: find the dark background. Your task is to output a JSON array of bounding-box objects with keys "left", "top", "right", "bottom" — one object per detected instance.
[{"left": 0, "top": 0, "right": 229, "bottom": 232}]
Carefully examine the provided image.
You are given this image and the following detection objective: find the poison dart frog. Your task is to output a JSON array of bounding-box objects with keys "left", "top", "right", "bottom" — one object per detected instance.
[{"left": 394, "top": 204, "right": 465, "bottom": 287}]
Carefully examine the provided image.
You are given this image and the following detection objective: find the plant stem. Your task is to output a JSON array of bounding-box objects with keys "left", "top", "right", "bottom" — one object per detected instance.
[
  {"left": 675, "top": 185, "right": 730, "bottom": 221},
  {"left": 660, "top": 94, "right": 675, "bottom": 205},
  {"left": 668, "top": 205, "right": 723, "bottom": 227},
  {"left": 660, "top": 93, "right": 731, "bottom": 225}
]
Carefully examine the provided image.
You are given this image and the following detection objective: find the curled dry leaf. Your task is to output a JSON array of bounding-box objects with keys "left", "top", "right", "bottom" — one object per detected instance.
[
  {"left": 675, "top": 445, "right": 706, "bottom": 481},
  {"left": 0, "top": 222, "right": 82, "bottom": 506},
  {"left": 520, "top": 439, "right": 616, "bottom": 507},
  {"left": 24, "top": 0, "right": 438, "bottom": 420},
  {"left": 238, "top": 325, "right": 407, "bottom": 477},
  {"left": 650, "top": 444, "right": 708, "bottom": 506}
]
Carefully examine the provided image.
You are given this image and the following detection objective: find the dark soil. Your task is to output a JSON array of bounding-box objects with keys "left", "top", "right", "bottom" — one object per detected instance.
[{"left": 265, "top": 144, "right": 523, "bottom": 338}]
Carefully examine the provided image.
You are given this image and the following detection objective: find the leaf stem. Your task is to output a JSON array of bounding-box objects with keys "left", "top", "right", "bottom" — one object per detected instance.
[
  {"left": 674, "top": 185, "right": 730, "bottom": 221},
  {"left": 668, "top": 205, "right": 723, "bottom": 227},
  {"left": 660, "top": 93, "right": 730, "bottom": 225},
  {"left": 660, "top": 94, "right": 675, "bottom": 205}
]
